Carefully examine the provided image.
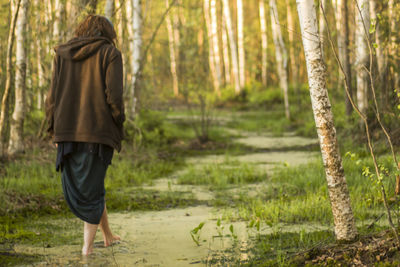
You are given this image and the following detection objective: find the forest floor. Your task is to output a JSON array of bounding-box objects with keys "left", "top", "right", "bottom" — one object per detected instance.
[{"left": 1, "top": 109, "right": 400, "bottom": 266}]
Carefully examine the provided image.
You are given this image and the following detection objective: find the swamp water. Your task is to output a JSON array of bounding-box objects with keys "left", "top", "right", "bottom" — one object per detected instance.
[{"left": 12, "top": 132, "right": 321, "bottom": 266}]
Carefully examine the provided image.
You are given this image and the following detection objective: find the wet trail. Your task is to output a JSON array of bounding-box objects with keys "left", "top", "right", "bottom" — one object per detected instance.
[{"left": 15, "top": 129, "right": 320, "bottom": 266}]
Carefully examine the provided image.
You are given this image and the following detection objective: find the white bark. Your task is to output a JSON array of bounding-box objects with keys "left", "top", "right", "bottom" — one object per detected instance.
[
  {"left": 369, "top": 0, "right": 386, "bottom": 82},
  {"left": 222, "top": 0, "right": 240, "bottom": 93},
  {"left": 127, "top": 0, "right": 142, "bottom": 116},
  {"left": 333, "top": 0, "right": 352, "bottom": 115},
  {"left": 259, "top": 0, "right": 268, "bottom": 86},
  {"left": 9, "top": 0, "right": 29, "bottom": 155},
  {"left": 53, "top": 0, "right": 64, "bottom": 43},
  {"left": 319, "top": 0, "right": 327, "bottom": 57},
  {"left": 105, "top": 0, "right": 115, "bottom": 20},
  {"left": 296, "top": 0, "right": 358, "bottom": 242},
  {"left": 270, "top": 0, "right": 290, "bottom": 120},
  {"left": 35, "top": 0, "right": 45, "bottom": 110},
  {"left": 221, "top": 18, "right": 231, "bottom": 84},
  {"left": 237, "top": 0, "right": 245, "bottom": 88},
  {"left": 204, "top": 0, "right": 220, "bottom": 93},
  {"left": 286, "top": 0, "right": 297, "bottom": 83},
  {"left": 166, "top": 0, "right": 179, "bottom": 96},
  {"left": 355, "top": 0, "right": 370, "bottom": 115},
  {"left": 210, "top": 0, "right": 222, "bottom": 89}
]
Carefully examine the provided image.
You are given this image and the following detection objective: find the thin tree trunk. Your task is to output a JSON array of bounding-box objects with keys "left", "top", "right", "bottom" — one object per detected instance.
[
  {"left": 389, "top": 0, "right": 400, "bottom": 96},
  {"left": 296, "top": 0, "right": 358, "bottom": 242},
  {"left": 319, "top": 0, "right": 327, "bottom": 57},
  {"left": 105, "top": 0, "right": 114, "bottom": 20},
  {"left": 172, "top": 5, "right": 180, "bottom": 64},
  {"left": 333, "top": 0, "right": 352, "bottom": 115},
  {"left": 53, "top": 0, "right": 64, "bottom": 43},
  {"left": 210, "top": 0, "right": 222, "bottom": 92},
  {"left": 204, "top": 0, "right": 220, "bottom": 93},
  {"left": 0, "top": 0, "right": 22, "bottom": 155},
  {"left": 35, "top": 0, "right": 45, "bottom": 110},
  {"left": 221, "top": 18, "right": 231, "bottom": 84},
  {"left": 9, "top": 0, "right": 29, "bottom": 155},
  {"left": 259, "top": 0, "right": 268, "bottom": 86},
  {"left": 166, "top": 0, "right": 179, "bottom": 96},
  {"left": 130, "top": 0, "right": 142, "bottom": 116},
  {"left": 286, "top": 0, "right": 298, "bottom": 84},
  {"left": 237, "top": 0, "right": 245, "bottom": 88},
  {"left": 355, "top": 0, "right": 370, "bottom": 116},
  {"left": 270, "top": 0, "right": 290, "bottom": 120},
  {"left": 222, "top": 0, "right": 240, "bottom": 93}
]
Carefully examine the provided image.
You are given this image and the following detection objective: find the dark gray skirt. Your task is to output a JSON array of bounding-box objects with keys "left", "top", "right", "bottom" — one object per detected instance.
[{"left": 61, "top": 151, "right": 108, "bottom": 224}]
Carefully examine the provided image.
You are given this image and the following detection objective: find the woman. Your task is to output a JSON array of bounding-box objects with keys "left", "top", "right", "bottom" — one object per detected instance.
[{"left": 45, "top": 15, "right": 125, "bottom": 255}]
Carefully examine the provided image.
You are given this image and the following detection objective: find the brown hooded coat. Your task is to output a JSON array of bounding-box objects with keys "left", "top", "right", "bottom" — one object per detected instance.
[{"left": 45, "top": 36, "right": 125, "bottom": 152}]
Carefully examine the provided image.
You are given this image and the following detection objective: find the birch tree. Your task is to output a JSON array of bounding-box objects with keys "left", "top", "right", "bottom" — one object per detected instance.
[
  {"left": 204, "top": 0, "right": 220, "bottom": 93},
  {"left": 237, "top": 0, "right": 245, "bottom": 88},
  {"left": 53, "top": 0, "right": 64, "bottom": 43},
  {"left": 9, "top": 0, "right": 29, "bottom": 155},
  {"left": 0, "top": 0, "right": 22, "bottom": 155},
  {"left": 259, "top": 0, "right": 268, "bottom": 86},
  {"left": 105, "top": 0, "right": 114, "bottom": 20},
  {"left": 296, "top": 0, "right": 358, "bottom": 242},
  {"left": 319, "top": 0, "right": 327, "bottom": 57},
  {"left": 222, "top": 0, "right": 240, "bottom": 93},
  {"left": 389, "top": 0, "right": 400, "bottom": 93},
  {"left": 285, "top": 0, "right": 297, "bottom": 83},
  {"left": 270, "top": 0, "right": 290, "bottom": 120},
  {"left": 355, "top": 0, "right": 370, "bottom": 116},
  {"left": 333, "top": 0, "right": 352, "bottom": 115},
  {"left": 210, "top": 0, "right": 222, "bottom": 89},
  {"left": 166, "top": 0, "right": 179, "bottom": 96},
  {"left": 35, "top": 0, "right": 45, "bottom": 110},
  {"left": 221, "top": 18, "right": 231, "bottom": 84},
  {"left": 128, "top": 0, "right": 142, "bottom": 116}
]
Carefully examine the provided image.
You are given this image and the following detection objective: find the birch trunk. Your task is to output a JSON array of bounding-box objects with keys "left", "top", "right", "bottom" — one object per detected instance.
[
  {"left": 389, "top": 0, "right": 400, "bottom": 94},
  {"left": 296, "top": 0, "right": 358, "bottom": 242},
  {"left": 35, "top": 0, "right": 45, "bottom": 110},
  {"left": 172, "top": 5, "right": 180, "bottom": 64},
  {"left": 319, "top": 0, "right": 327, "bottom": 57},
  {"left": 221, "top": 18, "right": 231, "bottom": 84},
  {"left": 333, "top": 0, "right": 352, "bottom": 115},
  {"left": 210, "top": 0, "right": 222, "bottom": 90},
  {"left": 355, "top": 0, "right": 370, "bottom": 116},
  {"left": 259, "top": 0, "right": 268, "bottom": 86},
  {"left": 166, "top": 0, "right": 179, "bottom": 96},
  {"left": 105, "top": 0, "right": 114, "bottom": 20},
  {"left": 222, "top": 0, "right": 240, "bottom": 93},
  {"left": 9, "top": 0, "right": 29, "bottom": 155},
  {"left": 237, "top": 0, "right": 245, "bottom": 88},
  {"left": 285, "top": 0, "right": 297, "bottom": 84},
  {"left": 204, "top": 0, "right": 220, "bottom": 93},
  {"left": 270, "top": 0, "right": 290, "bottom": 120},
  {"left": 53, "top": 0, "right": 64, "bottom": 43},
  {"left": 0, "top": 0, "right": 21, "bottom": 155},
  {"left": 130, "top": 0, "right": 142, "bottom": 116}
]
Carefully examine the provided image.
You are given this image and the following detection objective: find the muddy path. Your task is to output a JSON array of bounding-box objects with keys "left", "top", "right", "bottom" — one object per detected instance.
[{"left": 14, "top": 128, "right": 320, "bottom": 266}]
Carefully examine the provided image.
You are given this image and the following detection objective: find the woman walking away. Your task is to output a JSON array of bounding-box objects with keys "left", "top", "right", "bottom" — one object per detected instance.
[{"left": 45, "top": 15, "right": 125, "bottom": 256}]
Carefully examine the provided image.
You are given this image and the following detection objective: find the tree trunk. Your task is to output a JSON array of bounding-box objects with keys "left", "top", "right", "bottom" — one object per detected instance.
[
  {"left": 237, "top": 0, "right": 245, "bottom": 88},
  {"left": 319, "top": 0, "right": 327, "bottom": 57},
  {"left": 35, "top": 0, "right": 45, "bottom": 110},
  {"left": 166, "top": 0, "right": 179, "bottom": 96},
  {"left": 0, "top": 0, "right": 21, "bottom": 155},
  {"left": 270, "top": 0, "right": 290, "bottom": 120},
  {"left": 105, "top": 0, "right": 114, "bottom": 20},
  {"left": 259, "top": 0, "right": 268, "bottom": 86},
  {"left": 389, "top": 0, "right": 400, "bottom": 96},
  {"left": 369, "top": 0, "right": 387, "bottom": 106},
  {"left": 128, "top": 0, "right": 142, "bottom": 116},
  {"left": 296, "top": 0, "right": 358, "bottom": 242},
  {"left": 286, "top": 0, "right": 298, "bottom": 84},
  {"left": 222, "top": 0, "right": 240, "bottom": 93},
  {"left": 221, "top": 18, "right": 231, "bottom": 84},
  {"left": 9, "top": 0, "right": 29, "bottom": 155},
  {"left": 53, "top": 0, "right": 64, "bottom": 43},
  {"left": 210, "top": 0, "right": 222, "bottom": 92},
  {"left": 355, "top": 0, "right": 370, "bottom": 116},
  {"left": 333, "top": 0, "right": 353, "bottom": 115},
  {"left": 204, "top": 0, "right": 220, "bottom": 93}
]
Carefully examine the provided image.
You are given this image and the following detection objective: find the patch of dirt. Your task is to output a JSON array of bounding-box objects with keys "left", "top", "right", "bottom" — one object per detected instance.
[{"left": 291, "top": 230, "right": 400, "bottom": 266}]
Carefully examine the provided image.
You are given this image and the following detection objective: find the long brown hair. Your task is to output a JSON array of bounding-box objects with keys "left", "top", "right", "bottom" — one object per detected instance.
[{"left": 74, "top": 15, "right": 117, "bottom": 44}]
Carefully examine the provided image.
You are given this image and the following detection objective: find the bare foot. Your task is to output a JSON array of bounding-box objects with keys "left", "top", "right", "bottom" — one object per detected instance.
[
  {"left": 103, "top": 234, "right": 121, "bottom": 247},
  {"left": 82, "top": 244, "right": 93, "bottom": 256}
]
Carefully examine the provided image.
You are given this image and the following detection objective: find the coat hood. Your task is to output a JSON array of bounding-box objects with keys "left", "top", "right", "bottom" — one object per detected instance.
[{"left": 55, "top": 36, "right": 113, "bottom": 61}]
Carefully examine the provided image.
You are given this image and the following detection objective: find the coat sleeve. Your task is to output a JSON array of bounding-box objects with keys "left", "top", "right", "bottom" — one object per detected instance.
[
  {"left": 45, "top": 56, "right": 59, "bottom": 138},
  {"left": 105, "top": 49, "right": 125, "bottom": 131}
]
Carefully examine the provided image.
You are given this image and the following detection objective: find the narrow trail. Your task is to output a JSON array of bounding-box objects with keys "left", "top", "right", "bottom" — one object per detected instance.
[{"left": 15, "top": 130, "right": 320, "bottom": 266}]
